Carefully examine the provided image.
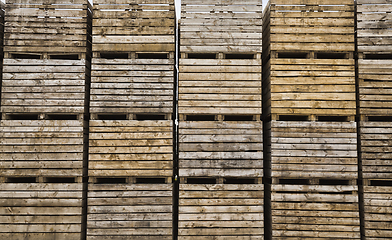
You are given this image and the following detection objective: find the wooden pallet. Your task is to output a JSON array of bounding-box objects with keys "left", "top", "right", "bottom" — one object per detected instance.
[
  {"left": 1, "top": 59, "right": 89, "bottom": 114},
  {"left": 89, "top": 120, "right": 173, "bottom": 178},
  {"left": 271, "top": 182, "right": 360, "bottom": 239},
  {"left": 0, "top": 120, "right": 84, "bottom": 178},
  {"left": 0, "top": 183, "right": 83, "bottom": 240},
  {"left": 4, "top": 0, "right": 92, "bottom": 54},
  {"left": 363, "top": 180, "right": 392, "bottom": 240},
  {"left": 357, "top": 1, "right": 392, "bottom": 116},
  {"left": 179, "top": 116, "right": 263, "bottom": 177},
  {"left": 87, "top": 182, "right": 172, "bottom": 240},
  {"left": 360, "top": 121, "right": 392, "bottom": 180},
  {"left": 179, "top": 179, "right": 264, "bottom": 240},
  {"left": 270, "top": 120, "right": 358, "bottom": 180},
  {"left": 92, "top": 0, "right": 174, "bottom": 53},
  {"left": 179, "top": 56, "right": 262, "bottom": 115},
  {"left": 263, "top": 0, "right": 356, "bottom": 116},
  {"left": 180, "top": 0, "right": 262, "bottom": 54},
  {"left": 90, "top": 55, "right": 174, "bottom": 114}
]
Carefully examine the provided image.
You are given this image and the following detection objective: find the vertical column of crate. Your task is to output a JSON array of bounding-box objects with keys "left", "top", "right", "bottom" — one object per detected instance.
[
  {"left": 179, "top": 1, "right": 263, "bottom": 239},
  {"left": 263, "top": 0, "right": 359, "bottom": 239},
  {"left": 87, "top": 1, "right": 175, "bottom": 239},
  {"left": 0, "top": 1, "right": 92, "bottom": 239},
  {"left": 357, "top": 2, "right": 392, "bottom": 238}
]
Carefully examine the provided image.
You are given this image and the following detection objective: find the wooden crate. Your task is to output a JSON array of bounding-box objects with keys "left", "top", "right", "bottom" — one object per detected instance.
[
  {"left": 263, "top": 0, "right": 356, "bottom": 117},
  {"left": 4, "top": 0, "right": 92, "bottom": 55},
  {"left": 360, "top": 121, "right": 392, "bottom": 180},
  {"left": 1, "top": 59, "right": 89, "bottom": 114},
  {"left": 0, "top": 183, "right": 83, "bottom": 240},
  {"left": 270, "top": 120, "right": 358, "bottom": 180},
  {"left": 89, "top": 120, "right": 173, "bottom": 178},
  {"left": 179, "top": 57, "right": 262, "bottom": 115},
  {"left": 92, "top": 0, "right": 174, "bottom": 53},
  {"left": 90, "top": 56, "right": 174, "bottom": 115},
  {"left": 179, "top": 0, "right": 262, "bottom": 115},
  {"left": 179, "top": 180, "right": 264, "bottom": 240},
  {"left": 0, "top": 120, "right": 84, "bottom": 178},
  {"left": 357, "top": 1, "right": 392, "bottom": 116},
  {"left": 363, "top": 180, "right": 392, "bottom": 240},
  {"left": 271, "top": 183, "right": 360, "bottom": 239},
  {"left": 180, "top": 0, "right": 262, "bottom": 54},
  {"left": 87, "top": 182, "right": 172, "bottom": 240},
  {"left": 179, "top": 118, "right": 263, "bottom": 177}
]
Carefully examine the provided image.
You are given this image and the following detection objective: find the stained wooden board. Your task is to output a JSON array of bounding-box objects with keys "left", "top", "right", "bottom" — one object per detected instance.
[
  {"left": 271, "top": 120, "right": 357, "bottom": 179},
  {"left": 180, "top": 0, "right": 262, "bottom": 53},
  {"left": 179, "top": 121, "right": 262, "bottom": 177},
  {"left": 179, "top": 183, "right": 263, "bottom": 240},
  {"left": 90, "top": 58, "right": 174, "bottom": 114},
  {"left": 179, "top": 59, "right": 261, "bottom": 115},
  {"left": 363, "top": 185, "right": 392, "bottom": 239},
  {"left": 0, "top": 120, "right": 84, "bottom": 178},
  {"left": 271, "top": 183, "right": 360, "bottom": 239},
  {"left": 360, "top": 122, "right": 392, "bottom": 179},
  {"left": 87, "top": 183, "right": 172, "bottom": 240},
  {"left": 0, "top": 183, "right": 83, "bottom": 239},
  {"left": 4, "top": 1, "right": 91, "bottom": 54},
  {"left": 1, "top": 59, "right": 88, "bottom": 114},
  {"left": 89, "top": 120, "right": 173, "bottom": 178}
]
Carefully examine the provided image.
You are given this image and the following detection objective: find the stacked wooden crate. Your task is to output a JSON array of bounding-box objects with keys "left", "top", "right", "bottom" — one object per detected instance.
[
  {"left": 357, "top": 1, "right": 392, "bottom": 238},
  {"left": 263, "top": 0, "right": 359, "bottom": 238},
  {"left": 0, "top": 1, "right": 91, "bottom": 239},
  {"left": 179, "top": 0, "right": 263, "bottom": 239},
  {"left": 87, "top": 1, "right": 175, "bottom": 239}
]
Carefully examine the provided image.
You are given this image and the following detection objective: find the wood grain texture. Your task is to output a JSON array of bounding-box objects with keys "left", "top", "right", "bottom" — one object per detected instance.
[
  {"left": 270, "top": 120, "right": 358, "bottom": 179},
  {"left": 89, "top": 120, "right": 173, "bottom": 178},
  {"left": 179, "top": 121, "right": 263, "bottom": 177},
  {"left": 271, "top": 184, "right": 360, "bottom": 239},
  {"left": 4, "top": 0, "right": 91, "bottom": 54},
  {"left": 87, "top": 183, "right": 172, "bottom": 240},
  {"left": 363, "top": 185, "right": 392, "bottom": 239},
  {"left": 179, "top": 183, "right": 264, "bottom": 240},
  {"left": 0, "top": 183, "right": 83, "bottom": 240},
  {"left": 0, "top": 120, "right": 84, "bottom": 177},
  {"left": 360, "top": 122, "right": 392, "bottom": 180}
]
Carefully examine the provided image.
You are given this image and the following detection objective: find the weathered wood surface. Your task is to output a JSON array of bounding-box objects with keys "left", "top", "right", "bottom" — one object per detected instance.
[
  {"left": 363, "top": 184, "right": 392, "bottom": 239},
  {"left": 270, "top": 120, "right": 358, "bottom": 179},
  {"left": 179, "top": 121, "right": 263, "bottom": 177},
  {"left": 0, "top": 120, "right": 84, "bottom": 177},
  {"left": 178, "top": 58, "right": 262, "bottom": 115},
  {"left": 92, "top": 0, "right": 174, "bottom": 53},
  {"left": 4, "top": 0, "right": 91, "bottom": 54},
  {"left": 90, "top": 57, "right": 174, "bottom": 114},
  {"left": 179, "top": 183, "right": 264, "bottom": 240},
  {"left": 87, "top": 183, "right": 172, "bottom": 240},
  {"left": 360, "top": 121, "right": 392, "bottom": 180},
  {"left": 271, "top": 184, "right": 360, "bottom": 239},
  {"left": 263, "top": 0, "right": 355, "bottom": 116},
  {"left": 0, "top": 183, "right": 83, "bottom": 240},
  {"left": 357, "top": 1, "right": 392, "bottom": 115},
  {"left": 89, "top": 120, "right": 173, "bottom": 177},
  {"left": 1, "top": 59, "right": 89, "bottom": 114},
  {"left": 180, "top": 0, "right": 262, "bottom": 53}
]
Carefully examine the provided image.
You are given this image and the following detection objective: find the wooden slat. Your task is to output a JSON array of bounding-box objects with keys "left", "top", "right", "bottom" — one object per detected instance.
[
  {"left": 87, "top": 183, "right": 172, "bottom": 240},
  {"left": 271, "top": 120, "right": 358, "bottom": 179},
  {"left": 179, "top": 183, "right": 263, "bottom": 239},
  {"left": 179, "top": 121, "right": 263, "bottom": 177},
  {"left": 89, "top": 120, "right": 173, "bottom": 178}
]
